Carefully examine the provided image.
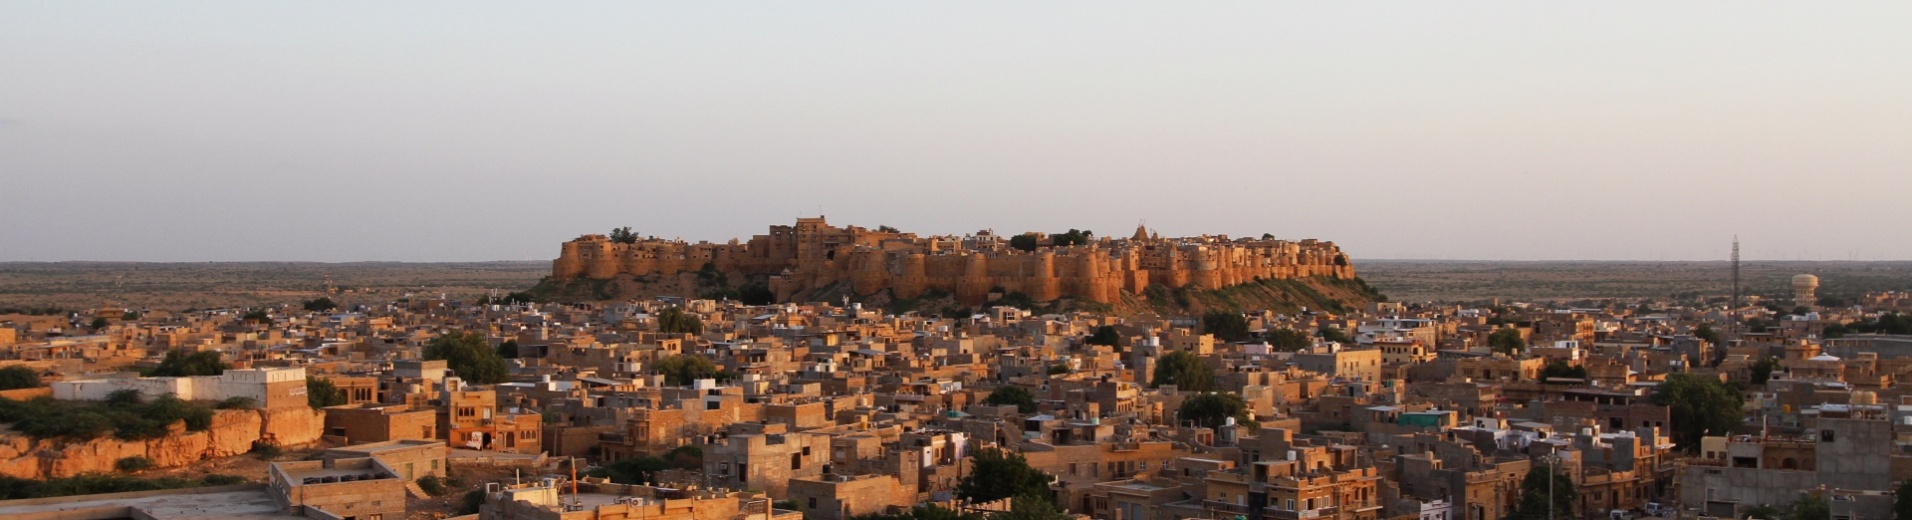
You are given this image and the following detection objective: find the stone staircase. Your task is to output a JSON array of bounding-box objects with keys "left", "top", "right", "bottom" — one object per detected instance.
[{"left": 405, "top": 480, "right": 431, "bottom": 500}]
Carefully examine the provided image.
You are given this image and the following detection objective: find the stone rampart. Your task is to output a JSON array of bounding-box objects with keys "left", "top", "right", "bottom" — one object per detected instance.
[{"left": 554, "top": 219, "right": 1357, "bottom": 305}]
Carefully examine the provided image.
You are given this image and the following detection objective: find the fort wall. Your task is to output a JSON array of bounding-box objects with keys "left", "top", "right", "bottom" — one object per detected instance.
[{"left": 553, "top": 218, "right": 1356, "bottom": 305}]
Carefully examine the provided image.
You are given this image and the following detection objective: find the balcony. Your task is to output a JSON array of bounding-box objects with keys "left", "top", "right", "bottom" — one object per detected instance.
[
  {"left": 1205, "top": 500, "right": 1253, "bottom": 515},
  {"left": 1265, "top": 506, "right": 1339, "bottom": 520}
]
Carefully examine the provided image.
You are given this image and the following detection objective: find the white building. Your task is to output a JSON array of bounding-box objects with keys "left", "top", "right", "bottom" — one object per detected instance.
[{"left": 52, "top": 367, "right": 309, "bottom": 409}]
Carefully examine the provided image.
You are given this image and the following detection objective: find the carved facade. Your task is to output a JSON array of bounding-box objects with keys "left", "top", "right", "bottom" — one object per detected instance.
[{"left": 553, "top": 217, "right": 1355, "bottom": 305}]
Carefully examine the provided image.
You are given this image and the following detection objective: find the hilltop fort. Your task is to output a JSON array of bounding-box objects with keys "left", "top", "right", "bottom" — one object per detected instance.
[{"left": 552, "top": 217, "right": 1356, "bottom": 306}]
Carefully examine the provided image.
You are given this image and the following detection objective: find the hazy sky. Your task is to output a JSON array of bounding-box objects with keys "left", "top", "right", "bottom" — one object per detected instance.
[{"left": 4, "top": 3, "right": 1909, "bottom": 262}]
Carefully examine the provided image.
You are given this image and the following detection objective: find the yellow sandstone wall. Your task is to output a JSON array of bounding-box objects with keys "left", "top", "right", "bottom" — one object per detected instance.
[
  {"left": 0, "top": 407, "right": 325, "bottom": 479},
  {"left": 553, "top": 220, "right": 1357, "bottom": 305}
]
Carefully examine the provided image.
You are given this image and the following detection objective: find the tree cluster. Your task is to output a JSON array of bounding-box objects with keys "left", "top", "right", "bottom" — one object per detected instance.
[
  {"left": 307, "top": 377, "right": 349, "bottom": 409},
  {"left": 985, "top": 386, "right": 1037, "bottom": 413},
  {"left": 608, "top": 226, "right": 640, "bottom": 244},
  {"left": 301, "top": 297, "right": 338, "bottom": 312},
  {"left": 1317, "top": 326, "right": 1353, "bottom": 344},
  {"left": 1824, "top": 313, "right": 1911, "bottom": 338},
  {"left": 1178, "top": 392, "right": 1253, "bottom": 430},
  {"left": 1049, "top": 229, "right": 1092, "bottom": 247},
  {"left": 1151, "top": 350, "right": 1214, "bottom": 392},
  {"left": 1008, "top": 234, "right": 1040, "bottom": 252},
  {"left": 424, "top": 331, "right": 511, "bottom": 385},
  {"left": 1537, "top": 361, "right": 1588, "bottom": 380},
  {"left": 656, "top": 307, "right": 705, "bottom": 335},
  {"left": 1201, "top": 311, "right": 1252, "bottom": 342},
  {"left": 853, "top": 505, "right": 985, "bottom": 520},
  {"left": 956, "top": 448, "right": 1053, "bottom": 504},
  {"left": 0, "top": 366, "right": 43, "bottom": 390},
  {"left": 1085, "top": 325, "right": 1121, "bottom": 347},
  {"left": 146, "top": 350, "right": 229, "bottom": 377},
  {"left": 1489, "top": 327, "right": 1525, "bottom": 355},
  {"left": 1750, "top": 357, "right": 1782, "bottom": 385},
  {"left": 1651, "top": 373, "right": 1745, "bottom": 450},
  {"left": 0, "top": 392, "right": 215, "bottom": 441},
  {"left": 1264, "top": 328, "right": 1312, "bottom": 352},
  {"left": 0, "top": 472, "right": 246, "bottom": 500},
  {"left": 477, "top": 292, "right": 535, "bottom": 305},
  {"left": 1504, "top": 465, "right": 1576, "bottom": 520},
  {"left": 586, "top": 446, "right": 703, "bottom": 484},
  {"left": 653, "top": 354, "right": 735, "bottom": 386}
]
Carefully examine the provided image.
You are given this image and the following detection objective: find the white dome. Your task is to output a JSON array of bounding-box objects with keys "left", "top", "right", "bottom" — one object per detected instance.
[{"left": 1792, "top": 274, "right": 1820, "bottom": 288}]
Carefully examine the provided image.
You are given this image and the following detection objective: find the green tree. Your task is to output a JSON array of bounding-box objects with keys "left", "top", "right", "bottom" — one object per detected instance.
[
  {"left": 994, "top": 493, "right": 1067, "bottom": 520},
  {"left": 416, "top": 475, "right": 449, "bottom": 496},
  {"left": 1651, "top": 373, "right": 1746, "bottom": 450},
  {"left": 1202, "top": 311, "right": 1252, "bottom": 342},
  {"left": 1695, "top": 323, "right": 1724, "bottom": 346},
  {"left": 1049, "top": 229, "right": 1092, "bottom": 247},
  {"left": 215, "top": 396, "right": 258, "bottom": 409},
  {"left": 853, "top": 505, "right": 985, "bottom": 520},
  {"left": 1538, "top": 361, "right": 1588, "bottom": 380},
  {"left": 1505, "top": 465, "right": 1576, "bottom": 520},
  {"left": 115, "top": 456, "right": 155, "bottom": 472},
  {"left": 735, "top": 283, "right": 776, "bottom": 306},
  {"left": 496, "top": 339, "right": 519, "bottom": 359},
  {"left": 1489, "top": 327, "right": 1525, "bottom": 355},
  {"left": 1150, "top": 350, "right": 1214, "bottom": 392},
  {"left": 1317, "top": 326, "right": 1352, "bottom": 344},
  {"left": 1264, "top": 328, "right": 1312, "bottom": 352},
  {"left": 876, "top": 225, "right": 901, "bottom": 233},
  {"left": 242, "top": 310, "right": 270, "bottom": 324},
  {"left": 608, "top": 227, "right": 639, "bottom": 244},
  {"left": 1742, "top": 504, "right": 1781, "bottom": 520},
  {"left": 301, "top": 297, "right": 338, "bottom": 312},
  {"left": 1007, "top": 234, "right": 1039, "bottom": 252},
  {"left": 423, "top": 331, "right": 510, "bottom": 385},
  {"left": 653, "top": 355, "right": 724, "bottom": 386},
  {"left": 1785, "top": 495, "right": 1829, "bottom": 520},
  {"left": 89, "top": 317, "right": 109, "bottom": 331},
  {"left": 147, "top": 350, "right": 228, "bottom": 377},
  {"left": 985, "top": 386, "right": 1037, "bottom": 414},
  {"left": 0, "top": 366, "right": 42, "bottom": 390},
  {"left": 458, "top": 489, "right": 487, "bottom": 515},
  {"left": 307, "top": 377, "right": 348, "bottom": 409},
  {"left": 1178, "top": 392, "right": 1252, "bottom": 430},
  {"left": 1750, "top": 357, "right": 1782, "bottom": 385},
  {"left": 1893, "top": 478, "right": 1912, "bottom": 520},
  {"left": 1085, "top": 326, "right": 1120, "bottom": 347},
  {"left": 656, "top": 307, "right": 705, "bottom": 335},
  {"left": 956, "top": 448, "right": 1052, "bottom": 504}
]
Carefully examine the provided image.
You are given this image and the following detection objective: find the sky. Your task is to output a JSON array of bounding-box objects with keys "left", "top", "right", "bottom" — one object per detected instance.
[{"left": 3, "top": 2, "right": 1909, "bottom": 263}]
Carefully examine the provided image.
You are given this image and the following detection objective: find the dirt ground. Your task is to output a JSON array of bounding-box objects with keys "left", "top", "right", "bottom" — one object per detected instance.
[{"left": 0, "top": 261, "right": 548, "bottom": 312}]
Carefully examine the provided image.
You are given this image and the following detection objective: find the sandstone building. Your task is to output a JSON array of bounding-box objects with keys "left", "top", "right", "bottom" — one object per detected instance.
[{"left": 553, "top": 217, "right": 1355, "bottom": 305}]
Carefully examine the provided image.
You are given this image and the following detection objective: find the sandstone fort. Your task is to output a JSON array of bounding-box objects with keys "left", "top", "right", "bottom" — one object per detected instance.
[{"left": 553, "top": 217, "right": 1356, "bottom": 305}]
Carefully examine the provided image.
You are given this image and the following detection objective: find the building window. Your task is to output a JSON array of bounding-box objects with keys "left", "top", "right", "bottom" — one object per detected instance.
[
  {"left": 1821, "top": 429, "right": 1835, "bottom": 442},
  {"left": 792, "top": 453, "right": 803, "bottom": 470},
  {"left": 808, "top": 498, "right": 817, "bottom": 509}
]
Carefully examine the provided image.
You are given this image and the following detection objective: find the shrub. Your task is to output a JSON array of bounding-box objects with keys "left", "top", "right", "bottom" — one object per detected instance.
[
  {"left": 417, "top": 475, "right": 449, "bottom": 496},
  {"left": 251, "top": 440, "right": 283, "bottom": 460},
  {"left": 215, "top": 396, "right": 258, "bottom": 409},
  {"left": 115, "top": 456, "right": 156, "bottom": 472},
  {"left": 0, "top": 366, "right": 42, "bottom": 390},
  {"left": 458, "top": 489, "right": 488, "bottom": 515},
  {"left": 201, "top": 474, "right": 247, "bottom": 486}
]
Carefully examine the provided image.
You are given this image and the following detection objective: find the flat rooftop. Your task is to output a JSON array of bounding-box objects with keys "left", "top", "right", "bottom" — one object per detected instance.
[{"left": 0, "top": 487, "right": 300, "bottom": 520}]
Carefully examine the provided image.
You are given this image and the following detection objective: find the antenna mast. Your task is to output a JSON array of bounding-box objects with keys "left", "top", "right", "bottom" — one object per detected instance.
[{"left": 1731, "top": 236, "right": 1741, "bottom": 308}]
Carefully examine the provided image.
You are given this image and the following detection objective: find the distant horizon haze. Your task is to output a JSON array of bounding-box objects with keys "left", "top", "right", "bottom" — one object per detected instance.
[{"left": 4, "top": 3, "right": 1908, "bottom": 262}]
